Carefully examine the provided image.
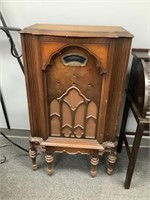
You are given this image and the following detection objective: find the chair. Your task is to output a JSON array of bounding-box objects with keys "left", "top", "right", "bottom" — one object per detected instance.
[{"left": 117, "top": 48, "right": 150, "bottom": 189}]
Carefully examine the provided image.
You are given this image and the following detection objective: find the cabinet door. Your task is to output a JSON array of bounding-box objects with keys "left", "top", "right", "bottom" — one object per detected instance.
[{"left": 44, "top": 45, "right": 107, "bottom": 139}]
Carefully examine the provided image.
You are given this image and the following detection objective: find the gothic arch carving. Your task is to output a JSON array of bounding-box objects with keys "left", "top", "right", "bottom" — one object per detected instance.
[{"left": 43, "top": 45, "right": 105, "bottom": 74}]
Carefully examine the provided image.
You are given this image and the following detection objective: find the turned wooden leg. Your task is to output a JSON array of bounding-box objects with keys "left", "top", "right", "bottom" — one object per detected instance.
[
  {"left": 45, "top": 154, "right": 54, "bottom": 175},
  {"left": 90, "top": 155, "right": 99, "bottom": 177},
  {"left": 106, "top": 147, "right": 117, "bottom": 175},
  {"left": 29, "top": 142, "right": 37, "bottom": 170}
]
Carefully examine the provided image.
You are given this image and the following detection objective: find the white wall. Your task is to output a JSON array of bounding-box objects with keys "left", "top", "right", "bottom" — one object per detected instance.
[{"left": 0, "top": 0, "right": 149, "bottom": 130}]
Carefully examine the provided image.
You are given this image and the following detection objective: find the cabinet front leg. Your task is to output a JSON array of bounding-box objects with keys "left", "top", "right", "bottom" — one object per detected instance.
[
  {"left": 106, "top": 147, "right": 117, "bottom": 175},
  {"left": 45, "top": 154, "right": 54, "bottom": 176},
  {"left": 90, "top": 156, "right": 99, "bottom": 177},
  {"left": 29, "top": 142, "right": 37, "bottom": 170}
]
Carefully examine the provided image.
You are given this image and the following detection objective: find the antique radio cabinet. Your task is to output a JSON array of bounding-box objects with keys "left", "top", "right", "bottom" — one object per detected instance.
[{"left": 20, "top": 24, "right": 133, "bottom": 176}]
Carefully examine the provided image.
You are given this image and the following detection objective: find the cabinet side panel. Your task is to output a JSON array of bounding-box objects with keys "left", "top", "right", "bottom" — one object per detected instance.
[
  {"left": 104, "top": 38, "right": 132, "bottom": 142},
  {"left": 21, "top": 34, "right": 49, "bottom": 139}
]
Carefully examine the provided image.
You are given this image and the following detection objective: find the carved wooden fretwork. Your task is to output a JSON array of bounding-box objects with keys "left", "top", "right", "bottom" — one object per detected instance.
[
  {"left": 50, "top": 86, "right": 98, "bottom": 139},
  {"left": 46, "top": 45, "right": 104, "bottom": 139}
]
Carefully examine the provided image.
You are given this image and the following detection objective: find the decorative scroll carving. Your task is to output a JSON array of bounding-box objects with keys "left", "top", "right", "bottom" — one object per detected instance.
[
  {"left": 29, "top": 136, "right": 43, "bottom": 144},
  {"left": 102, "top": 141, "right": 118, "bottom": 149},
  {"left": 54, "top": 149, "right": 90, "bottom": 155}
]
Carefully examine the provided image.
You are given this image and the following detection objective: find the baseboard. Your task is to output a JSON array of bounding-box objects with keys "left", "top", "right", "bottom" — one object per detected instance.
[
  {"left": 0, "top": 128, "right": 149, "bottom": 148},
  {"left": 122, "top": 135, "right": 150, "bottom": 148},
  {"left": 0, "top": 128, "right": 29, "bottom": 138}
]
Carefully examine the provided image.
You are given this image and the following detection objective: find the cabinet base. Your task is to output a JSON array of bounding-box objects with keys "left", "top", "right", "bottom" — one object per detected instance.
[{"left": 29, "top": 136, "right": 117, "bottom": 176}]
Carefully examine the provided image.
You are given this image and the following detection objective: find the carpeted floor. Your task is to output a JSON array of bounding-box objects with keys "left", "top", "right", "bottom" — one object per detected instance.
[{"left": 0, "top": 132, "right": 150, "bottom": 200}]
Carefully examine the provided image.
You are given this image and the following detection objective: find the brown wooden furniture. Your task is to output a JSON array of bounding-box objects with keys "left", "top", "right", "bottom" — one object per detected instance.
[
  {"left": 20, "top": 24, "right": 133, "bottom": 176},
  {"left": 117, "top": 49, "right": 150, "bottom": 189}
]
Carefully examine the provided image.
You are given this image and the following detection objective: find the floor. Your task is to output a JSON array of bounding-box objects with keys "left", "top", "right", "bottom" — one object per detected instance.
[{"left": 0, "top": 130, "right": 150, "bottom": 200}]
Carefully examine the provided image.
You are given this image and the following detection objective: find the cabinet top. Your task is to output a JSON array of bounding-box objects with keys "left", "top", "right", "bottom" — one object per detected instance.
[{"left": 20, "top": 24, "right": 133, "bottom": 38}]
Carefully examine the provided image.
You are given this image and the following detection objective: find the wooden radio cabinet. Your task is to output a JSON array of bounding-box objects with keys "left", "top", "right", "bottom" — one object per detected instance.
[{"left": 20, "top": 24, "right": 133, "bottom": 176}]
